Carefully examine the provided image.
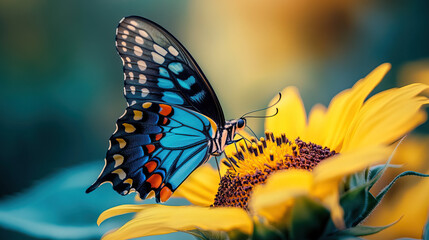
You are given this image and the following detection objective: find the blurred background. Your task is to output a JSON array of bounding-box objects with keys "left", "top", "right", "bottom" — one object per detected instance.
[{"left": 0, "top": 0, "right": 428, "bottom": 239}]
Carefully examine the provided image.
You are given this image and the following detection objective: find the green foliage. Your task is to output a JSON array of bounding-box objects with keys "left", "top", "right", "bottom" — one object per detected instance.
[
  {"left": 187, "top": 229, "right": 229, "bottom": 240},
  {"left": 286, "top": 197, "right": 330, "bottom": 240},
  {"left": 251, "top": 222, "right": 286, "bottom": 240}
]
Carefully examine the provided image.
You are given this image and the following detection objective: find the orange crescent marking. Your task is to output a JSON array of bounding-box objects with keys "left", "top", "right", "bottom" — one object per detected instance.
[
  {"left": 146, "top": 144, "right": 155, "bottom": 154},
  {"left": 162, "top": 117, "right": 168, "bottom": 125},
  {"left": 147, "top": 174, "right": 162, "bottom": 189},
  {"left": 155, "top": 133, "right": 163, "bottom": 141},
  {"left": 159, "top": 104, "right": 172, "bottom": 116},
  {"left": 144, "top": 161, "right": 157, "bottom": 173},
  {"left": 160, "top": 186, "right": 173, "bottom": 202}
]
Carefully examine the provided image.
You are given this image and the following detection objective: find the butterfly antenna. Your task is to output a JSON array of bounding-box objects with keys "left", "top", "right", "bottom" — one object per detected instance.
[
  {"left": 241, "top": 92, "right": 282, "bottom": 118},
  {"left": 244, "top": 108, "right": 278, "bottom": 119}
]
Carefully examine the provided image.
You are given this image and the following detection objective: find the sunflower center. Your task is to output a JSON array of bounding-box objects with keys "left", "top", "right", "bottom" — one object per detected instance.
[{"left": 212, "top": 131, "right": 337, "bottom": 210}]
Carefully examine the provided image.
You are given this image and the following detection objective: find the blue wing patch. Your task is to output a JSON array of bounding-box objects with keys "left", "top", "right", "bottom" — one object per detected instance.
[{"left": 87, "top": 102, "right": 216, "bottom": 202}]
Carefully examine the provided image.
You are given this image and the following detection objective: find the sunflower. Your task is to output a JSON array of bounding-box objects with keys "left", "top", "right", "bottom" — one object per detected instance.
[{"left": 97, "top": 63, "right": 429, "bottom": 240}]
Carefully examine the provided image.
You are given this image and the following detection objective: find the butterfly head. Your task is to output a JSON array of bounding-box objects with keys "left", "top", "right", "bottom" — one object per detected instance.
[{"left": 236, "top": 118, "right": 246, "bottom": 131}]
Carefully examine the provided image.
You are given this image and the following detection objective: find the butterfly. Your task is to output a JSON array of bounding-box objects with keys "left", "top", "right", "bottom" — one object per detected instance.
[{"left": 86, "top": 16, "right": 249, "bottom": 203}]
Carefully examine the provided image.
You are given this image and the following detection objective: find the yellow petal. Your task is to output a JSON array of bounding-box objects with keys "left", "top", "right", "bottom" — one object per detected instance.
[
  {"left": 313, "top": 145, "right": 392, "bottom": 184},
  {"left": 342, "top": 83, "right": 429, "bottom": 151},
  {"left": 321, "top": 63, "right": 391, "bottom": 152},
  {"left": 250, "top": 169, "right": 313, "bottom": 223},
  {"left": 98, "top": 204, "right": 151, "bottom": 226},
  {"left": 321, "top": 188, "right": 345, "bottom": 229},
  {"left": 305, "top": 103, "right": 327, "bottom": 144},
  {"left": 265, "top": 87, "right": 307, "bottom": 141},
  {"left": 101, "top": 205, "right": 253, "bottom": 240},
  {"left": 173, "top": 164, "right": 220, "bottom": 206}
]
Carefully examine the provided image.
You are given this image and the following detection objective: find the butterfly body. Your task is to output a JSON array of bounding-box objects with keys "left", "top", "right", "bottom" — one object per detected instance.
[{"left": 86, "top": 16, "right": 246, "bottom": 202}]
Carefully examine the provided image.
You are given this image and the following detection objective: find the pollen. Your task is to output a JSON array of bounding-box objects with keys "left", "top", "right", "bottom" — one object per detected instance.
[{"left": 212, "top": 131, "right": 337, "bottom": 210}]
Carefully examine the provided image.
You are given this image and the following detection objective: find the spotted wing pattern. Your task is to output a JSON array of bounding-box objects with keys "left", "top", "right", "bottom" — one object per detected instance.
[
  {"left": 86, "top": 102, "right": 217, "bottom": 202},
  {"left": 117, "top": 16, "right": 225, "bottom": 126}
]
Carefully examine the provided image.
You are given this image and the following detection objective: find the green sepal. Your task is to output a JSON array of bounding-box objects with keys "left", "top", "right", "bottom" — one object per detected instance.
[
  {"left": 366, "top": 136, "right": 406, "bottom": 190},
  {"left": 367, "top": 164, "right": 401, "bottom": 184},
  {"left": 186, "top": 229, "right": 229, "bottom": 240},
  {"left": 339, "top": 182, "right": 374, "bottom": 228},
  {"left": 251, "top": 222, "right": 286, "bottom": 240},
  {"left": 323, "top": 220, "right": 398, "bottom": 239},
  {"left": 343, "top": 170, "right": 367, "bottom": 191},
  {"left": 284, "top": 196, "right": 330, "bottom": 240},
  {"left": 375, "top": 171, "right": 429, "bottom": 202},
  {"left": 358, "top": 170, "right": 429, "bottom": 224}
]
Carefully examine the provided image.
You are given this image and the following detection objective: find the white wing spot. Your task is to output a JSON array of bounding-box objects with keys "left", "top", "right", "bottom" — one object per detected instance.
[
  {"left": 129, "top": 72, "right": 134, "bottom": 79},
  {"left": 127, "top": 25, "right": 136, "bottom": 31},
  {"left": 123, "top": 30, "right": 129, "bottom": 35},
  {"left": 130, "top": 86, "right": 136, "bottom": 95},
  {"left": 141, "top": 88, "right": 149, "bottom": 97},
  {"left": 113, "top": 154, "right": 124, "bottom": 168},
  {"left": 153, "top": 44, "right": 167, "bottom": 56},
  {"left": 112, "top": 169, "right": 126, "bottom": 180},
  {"left": 137, "top": 60, "right": 147, "bottom": 71},
  {"left": 151, "top": 52, "right": 165, "bottom": 64},
  {"left": 120, "top": 57, "right": 125, "bottom": 65},
  {"left": 130, "top": 20, "right": 138, "bottom": 27},
  {"left": 138, "top": 74, "right": 147, "bottom": 84},
  {"left": 121, "top": 34, "right": 127, "bottom": 40},
  {"left": 135, "top": 36, "right": 144, "bottom": 44},
  {"left": 130, "top": 100, "right": 137, "bottom": 106},
  {"left": 122, "top": 47, "right": 127, "bottom": 52},
  {"left": 168, "top": 46, "right": 179, "bottom": 56},
  {"left": 127, "top": 63, "right": 132, "bottom": 68},
  {"left": 123, "top": 73, "right": 126, "bottom": 80},
  {"left": 123, "top": 88, "right": 127, "bottom": 95},
  {"left": 121, "top": 41, "right": 126, "bottom": 46},
  {"left": 139, "top": 30, "right": 149, "bottom": 38},
  {"left": 125, "top": 57, "right": 131, "bottom": 62},
  {"left": 133, "top": 46, "right": 143, "bottom": 56}
]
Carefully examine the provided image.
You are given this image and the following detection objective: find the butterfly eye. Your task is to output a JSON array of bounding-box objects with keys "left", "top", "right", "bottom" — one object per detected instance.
[{"left": 237, "top": 119, "right": 245, "bottom": 129}]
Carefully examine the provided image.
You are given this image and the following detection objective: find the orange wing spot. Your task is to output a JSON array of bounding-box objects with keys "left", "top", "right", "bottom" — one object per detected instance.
[
  {"left": 147, "top": 174, "right": 162, "bottom": 189},
  {"left": 160, "top": 186, "right": 173, "bottom": 202},
  {"left": 162, "top": 117, "right": 168, "bottom": 125},
  {"left": 159, "top": 104, "right": 172, "bottom": 116},
  {"left": 146, "top": 144, "right": 155, "bottom": 154},
  {"left": 144, "top": 161, "right": 158, "bottom": 173},
  {"left": 155, "top": 133, "right": 163, "bottom": 141}
]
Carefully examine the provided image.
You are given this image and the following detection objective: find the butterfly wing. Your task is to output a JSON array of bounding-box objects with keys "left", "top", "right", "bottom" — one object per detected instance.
[
  {"left": 87, "top": 102, "right": 218, "bottom": 202},
  {"left": 87, "top": 16, "right": 226, "bottom": 202},
  {"left": 116, "top": 16, "right": 225, "bottom": 126}
]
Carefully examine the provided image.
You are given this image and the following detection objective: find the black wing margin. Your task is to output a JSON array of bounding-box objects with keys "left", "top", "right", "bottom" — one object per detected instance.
[{"left": 116, "top": 16, "right": 225, "bottom": 126}]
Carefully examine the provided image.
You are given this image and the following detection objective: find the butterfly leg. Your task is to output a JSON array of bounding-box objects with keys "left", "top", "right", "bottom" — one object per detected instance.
[{"left": 214, "top": 156, "right": 221, "bottom": 180}]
